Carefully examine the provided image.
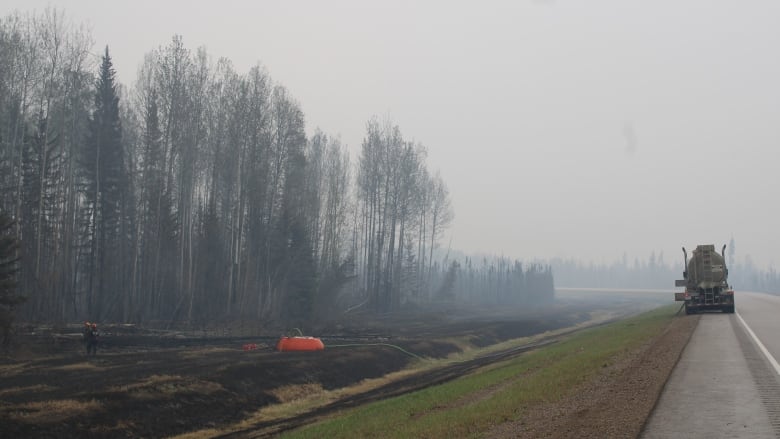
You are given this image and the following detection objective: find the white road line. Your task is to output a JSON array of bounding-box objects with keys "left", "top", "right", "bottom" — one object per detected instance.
[{"left": 736, "top": 311, "right": 780, "bottom": 376}]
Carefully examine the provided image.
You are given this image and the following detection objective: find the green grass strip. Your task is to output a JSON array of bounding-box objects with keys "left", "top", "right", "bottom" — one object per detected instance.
[{"left": 282, "top": 304, "right": 678, "bottom": 438}]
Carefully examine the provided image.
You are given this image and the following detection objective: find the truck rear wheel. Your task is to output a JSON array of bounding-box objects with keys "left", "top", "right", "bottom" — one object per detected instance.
[{"left": 722, "top": 305, "right": 735, "bottom": 314}]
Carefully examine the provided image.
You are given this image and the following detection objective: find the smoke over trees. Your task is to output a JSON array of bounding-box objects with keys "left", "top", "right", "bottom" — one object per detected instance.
[
  {"left": 550, "top": 246, "right": 780, "bottom": 294},
  {"left": 0, "top": 9, "right": 556, "bottom": 327}
]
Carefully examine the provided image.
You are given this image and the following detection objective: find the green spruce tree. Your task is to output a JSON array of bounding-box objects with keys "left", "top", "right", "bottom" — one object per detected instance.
[{"left": 81, "top": 46, "right": 126, "bottom": 320}]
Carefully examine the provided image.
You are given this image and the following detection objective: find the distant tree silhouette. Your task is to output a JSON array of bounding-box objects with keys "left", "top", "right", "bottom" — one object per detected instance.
[
  {"left": 0, "top": 212, "right": 25, "bottom": 349},
  {"left": 80, "top": 46, "right": 128, "bottom": 320}
]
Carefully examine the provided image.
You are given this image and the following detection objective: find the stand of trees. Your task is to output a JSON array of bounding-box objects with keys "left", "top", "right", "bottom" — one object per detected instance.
[
  {"left": 724, "top": 260, "right": 780, "bottom": 294},
  {"left": 435, "top": 256, "right": 555, "bottom": 306},
  {"left": 551, "top": 253, "right": 677, "bottom": 290},
  {"left": 0, "top": 212, "right": 25, "bottom": 349},
  {"left": 551, "top": 247, "right": 780, "bottom": 295},
  {"left": 2, "top": 9, "right": 527, "bottom": 328},
  {"left": 354, "top": 119, "right": 454, "bottom": 313}
]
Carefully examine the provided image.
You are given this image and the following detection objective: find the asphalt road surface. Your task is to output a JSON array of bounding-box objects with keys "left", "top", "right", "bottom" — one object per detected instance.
[{"left": 642, "top": 291, "right": 780, "bottom": 438}]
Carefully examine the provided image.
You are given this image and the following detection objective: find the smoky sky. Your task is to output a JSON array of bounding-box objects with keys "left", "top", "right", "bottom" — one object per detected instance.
[{"left": 4, "top": 0, "right": 779, "bottom": 268}]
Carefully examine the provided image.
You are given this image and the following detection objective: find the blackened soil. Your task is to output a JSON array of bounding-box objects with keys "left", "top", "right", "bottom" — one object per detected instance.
[{"left": 0, "top": 303, "right": 605, "bottom": 438}]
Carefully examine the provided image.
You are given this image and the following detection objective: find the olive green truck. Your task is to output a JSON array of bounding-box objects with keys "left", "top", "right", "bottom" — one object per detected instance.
[{"left": 675, "top": 244, "right": 735, "bottom": 314}]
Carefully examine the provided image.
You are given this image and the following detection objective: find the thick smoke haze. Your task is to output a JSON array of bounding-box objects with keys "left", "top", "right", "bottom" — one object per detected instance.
[{"left": 4, "top": 0, "right": 778, "bottom": 268}]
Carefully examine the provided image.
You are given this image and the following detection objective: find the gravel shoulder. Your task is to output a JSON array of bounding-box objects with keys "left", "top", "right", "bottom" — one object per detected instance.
[{"left": 486, "top": 312, "right": 700, "bottom": 438}]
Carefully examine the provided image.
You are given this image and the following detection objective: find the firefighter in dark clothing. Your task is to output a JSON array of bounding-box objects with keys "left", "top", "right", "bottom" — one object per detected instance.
[
  {"left": 86, "top": 323, "right": 99, "bottom": 355},
  {"left": 82, "top": 321, "right": 91, "bottom": 350}
]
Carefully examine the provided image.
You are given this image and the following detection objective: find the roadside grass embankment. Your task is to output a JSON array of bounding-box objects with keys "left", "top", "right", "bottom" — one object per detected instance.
[{"left": 283, "top": 304, "right": 680, "bottom": 438}]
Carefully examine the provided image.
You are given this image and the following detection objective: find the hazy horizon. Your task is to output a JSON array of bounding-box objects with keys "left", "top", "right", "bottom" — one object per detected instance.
[{"left": 4, "top": 0, "right": 778, "bottom": 269}]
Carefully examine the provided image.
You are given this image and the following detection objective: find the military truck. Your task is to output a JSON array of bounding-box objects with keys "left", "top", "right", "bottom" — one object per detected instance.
[{"left": 675, "top": 244, "right": 734, "bottom": 314}]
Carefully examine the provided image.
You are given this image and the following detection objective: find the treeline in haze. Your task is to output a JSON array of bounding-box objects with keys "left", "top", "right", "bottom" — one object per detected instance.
[
  {"left": 551, "top": 244, "right": 780, "bottom": 295},
  {"left": 551, "top": 253, "right": 678, "bottom": 290},
  {"left": 0, "top": 9, "right": 555, "bottom": 329},
  {"left": 438, "top": 256, "right": 554, "bottom": 306}
]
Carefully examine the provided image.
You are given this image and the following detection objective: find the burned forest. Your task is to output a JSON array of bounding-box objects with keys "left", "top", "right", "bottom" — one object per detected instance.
[{"left": 0, "top": 9, "right": 554, "bottom": 331}]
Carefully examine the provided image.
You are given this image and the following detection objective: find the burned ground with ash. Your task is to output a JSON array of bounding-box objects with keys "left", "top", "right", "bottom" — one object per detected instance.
[{"left": 0, "top": 294, "right": 666, "bottom": 438}]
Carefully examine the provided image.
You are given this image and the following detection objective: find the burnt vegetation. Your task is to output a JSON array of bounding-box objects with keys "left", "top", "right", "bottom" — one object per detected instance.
[{"left": 0, "top": 9, "right": 554, "bottom": 332}]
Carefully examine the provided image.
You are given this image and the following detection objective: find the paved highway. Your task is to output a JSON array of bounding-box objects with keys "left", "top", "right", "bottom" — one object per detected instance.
[
  {"left": 642, "top": 291, "right": 780, "bottom": 438},
  {"left": 735, "top": 292, "right": 780, "bottom": 375}
]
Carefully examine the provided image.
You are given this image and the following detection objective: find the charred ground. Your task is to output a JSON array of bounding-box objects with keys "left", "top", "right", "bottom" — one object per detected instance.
[{"left": 0, "top": 293, "right": 668, "bottom": 438}]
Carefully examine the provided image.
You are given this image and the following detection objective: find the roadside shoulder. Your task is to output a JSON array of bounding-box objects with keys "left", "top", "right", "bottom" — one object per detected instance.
[{"left": 487, "top": 312, "right": 700, "bottom": 438}]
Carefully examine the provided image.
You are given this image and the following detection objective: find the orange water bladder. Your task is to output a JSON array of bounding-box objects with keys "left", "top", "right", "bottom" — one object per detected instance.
[{"left": 276, "top": 336, "right": 325, "bottom": 352}]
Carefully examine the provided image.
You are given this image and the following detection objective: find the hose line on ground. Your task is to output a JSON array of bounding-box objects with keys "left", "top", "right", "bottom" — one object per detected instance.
[{"left": 327, "top": 343, "right": 424, "bottom": 361}]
